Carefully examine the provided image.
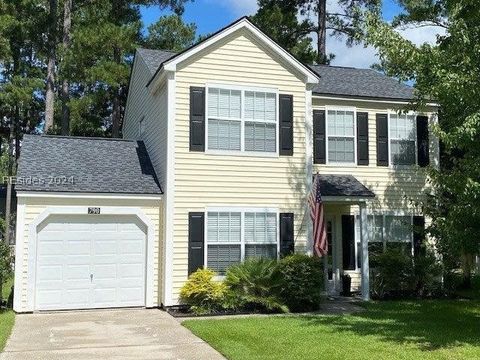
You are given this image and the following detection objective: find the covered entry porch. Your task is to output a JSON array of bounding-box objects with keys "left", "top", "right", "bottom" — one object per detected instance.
[{"left": 315, "top": 175, "right": 375, "bottom": 301}]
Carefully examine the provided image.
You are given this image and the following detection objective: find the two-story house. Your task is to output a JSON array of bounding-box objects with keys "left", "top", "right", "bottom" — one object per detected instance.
[{"left": 12, "top": 17, "right": 437, "bottom": 313}]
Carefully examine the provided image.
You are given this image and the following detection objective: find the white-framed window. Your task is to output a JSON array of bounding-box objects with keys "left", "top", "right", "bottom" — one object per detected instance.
[
  {"left": 206, "top": 85, "right": 278, "bottom": 155},
  {"left": 326, "top": 109, "right": 356, "bottom": 164},
  {"left": 389, "top": 113, "right": 416, "bottom": 165},
  {"left": 355, "top": 214, "right": 414, "bottom": 269},
  {"left": 206, "top": 208, "right": 278, "bottom": 275}
]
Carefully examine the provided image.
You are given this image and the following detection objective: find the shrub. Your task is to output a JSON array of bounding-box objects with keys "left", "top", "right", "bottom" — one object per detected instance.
[
  {"left": 371, "top": 248, "right": 414, "bottom": 299},
  {"left": 225, "top": 258, "right": 288, "bottom": 313},
  {"left": 0, "top": 241, "right": 13, "bottom": 305},
  {"left": 371, "top": 248, "right": 442, "bottom": 299},
  {"left": 179, "top": 268, "right": 228, "bottom": 315},
  {"left": 276, "top": 254, "right": 323, "bottom": 312},
  {"left": 412, "top": 251, "right": 443, "bottom": 297}
]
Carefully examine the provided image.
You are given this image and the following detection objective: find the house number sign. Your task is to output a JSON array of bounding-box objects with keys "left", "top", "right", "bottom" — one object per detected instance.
[{"left": 88, "top": 207, "right": 101, "bottom": 215}]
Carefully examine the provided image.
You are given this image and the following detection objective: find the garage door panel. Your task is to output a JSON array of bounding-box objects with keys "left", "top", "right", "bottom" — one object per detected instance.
[
  {"left": 94, "top": 241, "right": 117, "bottom": 255},
  {"left": 64, "top": 264, "right": 90, "bottom": 281},
  {"left": 93, "top": 264, "right": 117, "bottom": 280},
  {"left": 37, "top": 265, "right": 63, "bottom": 281},
  {"left": 93, "top": 287, "right": 117, "bottom": 305},
  {"left": 119, "top": 287, "right": 144, "bottom": 303},
  {"left": 36, "top": 215, "right": 146, "bottom": 310}
]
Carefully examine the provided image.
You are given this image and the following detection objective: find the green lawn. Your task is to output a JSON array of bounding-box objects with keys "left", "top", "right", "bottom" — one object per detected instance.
[
  {"left": 184, "top": 300, "right": 480, "bottom": 360},
  {"left": 0, "top": 310, "right": 14, "bottom": 351},
  {"left": 0, "top": 276, "right": 14, "bottom": 352}
]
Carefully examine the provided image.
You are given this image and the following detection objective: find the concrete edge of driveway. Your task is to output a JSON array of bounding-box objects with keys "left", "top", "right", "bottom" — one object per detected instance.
[{"left": 1, "top": 308, "right": 225, "bottom": 360}]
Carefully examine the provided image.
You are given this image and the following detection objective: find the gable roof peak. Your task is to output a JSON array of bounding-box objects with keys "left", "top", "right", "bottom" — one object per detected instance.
[{"left": 146, "top": 16, "right": 320, "bottom": 89}]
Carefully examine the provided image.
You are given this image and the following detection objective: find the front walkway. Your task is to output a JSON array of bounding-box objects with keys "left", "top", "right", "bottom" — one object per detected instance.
[{"left": 0, "top": 309, "right": 225, "bottom": 360}]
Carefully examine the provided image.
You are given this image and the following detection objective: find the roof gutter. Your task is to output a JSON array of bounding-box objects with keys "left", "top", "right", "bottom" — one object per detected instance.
[
  {"left": 16, "top": 191, "right": 163, "bottom": 201},
  {"left": 313, "top": 93, "right": 439, "bottom": 107}
]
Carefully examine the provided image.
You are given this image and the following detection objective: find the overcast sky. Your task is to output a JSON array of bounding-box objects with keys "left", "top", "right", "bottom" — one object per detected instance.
[{"left": 140, "top": 0, "right": 444, "bottom": 69}]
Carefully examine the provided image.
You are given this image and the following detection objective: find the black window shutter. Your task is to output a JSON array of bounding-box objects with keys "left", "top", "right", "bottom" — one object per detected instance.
[
  {"left": 342, "top": 215, "right": 355, "bottom": 270},
  {"left": 188, "top": 212, "right": 205, "bottom": 275},
  {"left": 416, "top": 116, "right": 429, "bottom": 167},
  {"left": 280, "top": 213, "right": 294, "bottom": 257},
  {"left": 190, "top": 87, "right": 205, "bottom": 152},
  {"left": 376, "top": 114, "right": 389, "bottom": 166},
  {"left": 413, "top": 216, "right": 426, "bottom": 257},
  {"left": 279, "top": 94, "right": 294, "bottom": 156},
  {"left": 357, "top": 112, "right": 369, "bottom": 165},
  {"left": 313, "top": 110, "right": 326, "bottom": 164}
]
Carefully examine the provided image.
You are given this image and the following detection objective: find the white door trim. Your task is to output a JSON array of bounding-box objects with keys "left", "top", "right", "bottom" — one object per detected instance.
[{"left": 26, "top": 206, "right": 156, "bottom": 311}]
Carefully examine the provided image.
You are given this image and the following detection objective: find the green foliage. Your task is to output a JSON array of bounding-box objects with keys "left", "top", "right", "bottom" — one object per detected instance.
[
  {"left": 276, "top": 254, "right": 323, "bottom": 312},
  {"left": 0, "top": 241, "right": 13, "bottom": 304},
  {"left": 144, "top": 14, "right": 196, "bottom": 51},
  {"left": 225, "top": 259, "right": 288, "bottom": 313},
  {"left": 252, "top": 0, "right": 381, "bottom": 64},
  {"left": 179, "top": 268, "right": 228, "bottom": 315},
  {"left": 251, "top": 0, "right": 317, "bottom": 63},
  {"left": 364, "top": 0, "right": 480, "bottom": 287},
  {"left": 371, "top": 248, "right": 442, "bottom": 299}
]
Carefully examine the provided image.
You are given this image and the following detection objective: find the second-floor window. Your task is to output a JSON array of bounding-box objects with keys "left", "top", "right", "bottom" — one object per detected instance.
[
  {"left": 327, "top": 109, "right": 355, "bottom": 163},
  {"left": 207, "top": 86, "right": 277, "bottom": 154},
  {"left": 390, "top": 113, "right": 416, "bottom": 165}
]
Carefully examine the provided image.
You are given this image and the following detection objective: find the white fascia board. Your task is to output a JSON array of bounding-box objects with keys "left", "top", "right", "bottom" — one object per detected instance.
[
  {"left": 16, "top": 191, "right": 162, "bottom": 201},
  {"left": 322, "top": 196, "right": 372, "bottom": 203},
  {"left": 150, "top": 18, "right": 319, "bottom": 91},
  {"left": 313, "top": 94, "right": 439, "bottom": 108}
]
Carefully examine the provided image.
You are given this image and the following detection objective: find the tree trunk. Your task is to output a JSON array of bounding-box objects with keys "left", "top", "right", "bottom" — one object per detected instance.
[
  {"left": 44, "top": 0, "right": 58, "bottom": 133},
  {"left": 317, "top": 0, "right": 327, "bottom": 64},
  {"left": 60, "top": 0, "right": 72, "bottom": 136},
  {"left": 111, "top": 46, "right": 121, "bottom": 138},
  {"left": 460, "top": 251, "right": 473, "bottom": 289}
]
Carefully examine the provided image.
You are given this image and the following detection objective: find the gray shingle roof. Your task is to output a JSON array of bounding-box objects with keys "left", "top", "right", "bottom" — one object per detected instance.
[
  {"left": 136, "top": 48, "right": 175, "bottom": 75},
  {"left": 16, "top": 135, "right": 162, "bottom": 195},
  {"left": 310, "top": 65, "right": 414, "bottom": 100},
  {"left": 135, "top": 48, "right": 414, "bottom": 101},
  {"left": 317, "top": 174, "right": 375, "bottom": 198}
]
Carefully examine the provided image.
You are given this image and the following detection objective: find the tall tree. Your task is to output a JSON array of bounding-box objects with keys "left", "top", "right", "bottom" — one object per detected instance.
[
  {"left": 253, "top": 0, "right": 381, "bottom": 64},
  {"left": 60, "top": 0, "right": 72, "bottom": 135},
  {"left": 364, "top": 0, "right": 480, "bottom": 287},
  {"left": 0, "top": 0, "right": 44, "bottom": 167},
  {"left": 144, "top": 14, "right": 196, "bottom": 51},
  {"left": 252, "top": 0, "right": 316, "bottom": 63},
  {"left": 44, "top": 0, "right": 58, "bottom": 133}
]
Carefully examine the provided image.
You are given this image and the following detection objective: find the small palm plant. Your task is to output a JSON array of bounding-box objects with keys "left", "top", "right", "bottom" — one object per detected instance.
[{"left": 225, "top": 258, "right": 288, "bottom": 313}]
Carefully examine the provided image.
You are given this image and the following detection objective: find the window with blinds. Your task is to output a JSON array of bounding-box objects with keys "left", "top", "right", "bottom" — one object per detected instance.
[
  {"left": 355, "top": 214, "right": 414, "bottom": 269},
  {"left": 207, "top": 87, "right": 277, "bottom": 153},
  {"left": 207, "top": 210, "right": 278, "bottom": 275},
  {"left": 390, "top": 114, "right": 416, "bottom": 165},
  {"left": 327, "top": 110, "right": 355, "bottom": 163}
]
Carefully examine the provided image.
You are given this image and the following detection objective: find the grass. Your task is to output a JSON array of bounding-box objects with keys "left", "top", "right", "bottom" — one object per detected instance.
[
  {"left": 184, "top": 300, "right": 480, "bottom": 360},
  {"left": 0, "top": 276, "right": 14, "bottom": 352},
  {"left": 0, "top": 310, "right": 14, "bottom": 351}
]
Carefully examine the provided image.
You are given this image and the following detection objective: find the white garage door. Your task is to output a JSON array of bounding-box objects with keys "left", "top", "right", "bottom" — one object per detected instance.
[{"left": 35, "top": 215, "right": 147, "bottom": 311}]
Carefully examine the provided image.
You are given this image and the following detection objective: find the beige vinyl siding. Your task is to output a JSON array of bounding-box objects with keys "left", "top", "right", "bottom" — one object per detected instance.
[
  {"left": 15, "top": 196, "right": 162, "bottom": 312},
  {"left": 123, "top": 54, "right": 169, "bottom": 192},
  {"left": 171, "top": 29, "right": 309, "bottom": 302},
  {"left": 313, "top": 98, "right": 439, "bottom": 212}
]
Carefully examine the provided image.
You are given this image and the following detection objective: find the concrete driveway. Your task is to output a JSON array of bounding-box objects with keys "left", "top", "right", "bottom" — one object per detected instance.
[{"left": 1, "top": 309, "right": 225, "bottom": 360}]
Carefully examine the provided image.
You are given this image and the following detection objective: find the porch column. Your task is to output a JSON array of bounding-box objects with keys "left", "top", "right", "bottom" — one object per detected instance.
[{"left": 359, "top": 202, "right": 370, "bottom": 301}]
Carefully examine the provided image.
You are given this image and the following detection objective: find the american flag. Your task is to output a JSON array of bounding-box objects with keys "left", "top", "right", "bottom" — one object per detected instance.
[{"left": 308, "top": 174, "right": 328, "bottom": 257}]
